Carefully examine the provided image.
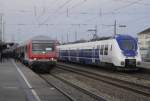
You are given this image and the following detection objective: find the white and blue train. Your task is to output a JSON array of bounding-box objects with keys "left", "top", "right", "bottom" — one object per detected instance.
[{"left": 57, "top": 35, "right": 141, "bottom": 70}]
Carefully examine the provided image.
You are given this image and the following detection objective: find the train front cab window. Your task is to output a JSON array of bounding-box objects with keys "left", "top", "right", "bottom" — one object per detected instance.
[
  {"left": 32, "top": 42, "right": 54, "bottom": 54},
  {"left": 116, "top": 36, "right": 137, "bottom": 52},
  {"left": 119, "top": 39, "right": 137, "bottom": 51}
]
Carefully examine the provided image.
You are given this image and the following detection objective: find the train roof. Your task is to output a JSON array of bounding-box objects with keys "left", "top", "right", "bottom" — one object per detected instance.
[
  {"left": 30, "top": 35, "right": 53, "bottom": 41},
  {"left": 61, "top": 34, "right": 135, "bottom": 45},
  {"left": 58, "top": 34, "right": 136, "bottom": 50},
  {"left": 19, "top": 35, "right": 57, "bottom": 47},
  {"left": 115, "top": 34, "right": 135, "bottom": 39},
  {"left": 58, "top": 39, "right": 114, "bottom": 50}
]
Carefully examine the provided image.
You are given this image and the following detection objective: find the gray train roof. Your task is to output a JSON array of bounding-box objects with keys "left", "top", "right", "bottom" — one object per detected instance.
[
  {"left": 58, "top": 38, "right": 115, "bottom": 50},
  {"left": 19, "top": 35, "right": 55, "bottom": 46},
  {"left": 30, "top": 35, "right": 52, "bottom": 41}
]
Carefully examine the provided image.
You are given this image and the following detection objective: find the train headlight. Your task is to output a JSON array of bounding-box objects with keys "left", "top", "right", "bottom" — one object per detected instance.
[
  {"left": 121, "top": 61, "right": 125, "bottom": 65},
  {"left": 50, "top": 58, "right": 54, "bottom": 61},
  {"left": 33, "top": 58, "right": 37, "bottom": 60},
  {"left": 42, "top": 51, "right": 46, "bottom": 54},
  {"left": 50, "top": 58, "right": 57, "bottom": 61}
]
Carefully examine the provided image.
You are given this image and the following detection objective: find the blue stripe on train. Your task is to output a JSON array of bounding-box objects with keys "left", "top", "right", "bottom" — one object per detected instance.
[
  {"left": 79, "top": 57, "right": 93, "bottom": 64},
  {"left": 60, "top": 56, "right": 100, "bottom": 64},
  {"left": 59, "top": 49, "right": 101, "bottom": 64},
  {"left": 70, "top": 57, "right": 77, "bottom": 62}
]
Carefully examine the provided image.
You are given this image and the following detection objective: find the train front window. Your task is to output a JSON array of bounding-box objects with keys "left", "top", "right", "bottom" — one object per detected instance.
[
  {"left": 119, "top": 39, "right": 137, "bottom": 51},
  {"left": 32, "top": 43, "right": 54, "bottom": 54}
]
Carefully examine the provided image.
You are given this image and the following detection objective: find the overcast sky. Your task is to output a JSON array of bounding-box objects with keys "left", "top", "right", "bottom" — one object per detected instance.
[{"left": 0, "top": 0, "right": 150, "bottom": 43}]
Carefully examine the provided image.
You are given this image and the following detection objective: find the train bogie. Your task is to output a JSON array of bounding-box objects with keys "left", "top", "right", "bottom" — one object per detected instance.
[{"left": 29, "top": 60, "right": 56, "bottom": 73}]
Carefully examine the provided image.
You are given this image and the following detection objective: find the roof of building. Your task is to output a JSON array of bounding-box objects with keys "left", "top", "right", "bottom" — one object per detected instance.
[{"left": 138, "top": 28, "right": 150, "bottom": 35}]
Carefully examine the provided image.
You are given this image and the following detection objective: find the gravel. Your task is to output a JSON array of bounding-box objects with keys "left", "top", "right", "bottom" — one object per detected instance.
[{"left": 50, "top": 68, "right": 150, "bottom": 101}]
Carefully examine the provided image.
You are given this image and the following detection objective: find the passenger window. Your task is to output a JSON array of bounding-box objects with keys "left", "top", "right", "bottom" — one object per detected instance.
[
  {"left": 97, "top": 45, "right": 100, "bottom": 49},
  {"left": 104, "top": 45, "right": 108, "bottom": 55}
]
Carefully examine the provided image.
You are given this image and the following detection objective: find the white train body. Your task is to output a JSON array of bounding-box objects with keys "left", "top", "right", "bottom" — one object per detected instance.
[{"left": 57, "top": 35, "right": 141, "bottom": 69}]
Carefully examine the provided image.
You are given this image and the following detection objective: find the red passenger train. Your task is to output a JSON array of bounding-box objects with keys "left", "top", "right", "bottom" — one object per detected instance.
[{"left": 15, "top": 36, "right": 58, "bottom": 72}]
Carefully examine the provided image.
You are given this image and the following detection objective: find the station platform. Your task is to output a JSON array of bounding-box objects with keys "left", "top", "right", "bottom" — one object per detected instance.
[
  {"left": 139, "top": 62, "right": 150, "bottom": 69},
  {"left": 0, "top": 59, "right": 69, "bottom": 101}
]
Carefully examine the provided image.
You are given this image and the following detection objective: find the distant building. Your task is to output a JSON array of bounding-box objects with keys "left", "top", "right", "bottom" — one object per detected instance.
[{"left": 138, "top": 28, "right": 150, "bottom": 60}]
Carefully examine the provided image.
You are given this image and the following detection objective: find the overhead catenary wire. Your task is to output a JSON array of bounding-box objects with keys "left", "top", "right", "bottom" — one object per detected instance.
[
  {"left": 40, "top": 0, "right": 73, "bottom": 25},
  {"left": 55, "top": 0, "right": 73, "bottom": 12},
  {"left": 67, "top": 0, "right": 87, "bottom": 12},
  {"left": 31, "top": 0, "right": 60, "bottom": 25},
  {"left": 45, "top": 0, "right": 88, "bottom": 27},
  {"left": 81, "top": 0, "right": 144, "bottom": 23},
  {"left": 4, "top": 0, "right": 150, "bottom": 42},
  {"left": 39, "top": 0, "right": 88, "bottom": 25},
  {"left": 74, "top": 0, "right": 148, "bottom": 36},
  {"left": 113, "top": 0, "right": 143, "bottom": 11},
  {"left": 124, "top": 15, "right": 150, "bottom": 25},
  {"left": 113, "top": 0, "right": 150, "bottom": 6}
]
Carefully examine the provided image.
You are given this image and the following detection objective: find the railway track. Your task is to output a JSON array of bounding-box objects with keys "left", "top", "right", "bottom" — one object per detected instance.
[
  {"left": 56, "top": 63, "right": 150, "bottom": 98},
  {"left": 38, "top": 74, "right": 76, "bottom": 101},
  {"left": 39, "top": 74, "right": 106, "bottom": 101}
]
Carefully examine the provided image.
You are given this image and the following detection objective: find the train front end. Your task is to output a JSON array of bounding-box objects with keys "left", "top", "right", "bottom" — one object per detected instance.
[
  {"left": 29, "top": 40, "right": 57, "bottom": 72},
  {"left": 115, "top": 35, "right": 141, "bottom": 70}
]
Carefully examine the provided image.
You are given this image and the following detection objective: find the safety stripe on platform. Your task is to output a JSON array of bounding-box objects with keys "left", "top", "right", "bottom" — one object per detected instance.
[{"left": 12, "top": 60, "right": 41, "bottom": 101}]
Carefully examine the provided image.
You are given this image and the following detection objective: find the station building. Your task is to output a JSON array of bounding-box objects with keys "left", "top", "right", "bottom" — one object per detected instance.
[{"left": 138, "top": 28, "right": 150, "bottom": 61}]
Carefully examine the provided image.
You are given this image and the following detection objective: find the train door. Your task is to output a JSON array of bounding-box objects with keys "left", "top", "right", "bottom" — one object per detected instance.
[
  {"left": 95, "top": 45, "right": 100, "bottom": 64},
  {"left": 102, "top": 45, "right": 107, "bottom": 62},
  {"left": 24, "top": 45, "right": 28, "bottom": 60},
  {"left": 109, "top": 44, "right": 113, "bottom": 63},
  {"left": 76, "top": 48, "right": 79, "bottom": 62},
  {"left": 104, "top": 44, "right": 113, "bottom": 63},
  {"left": 100, "top": 45, "right": 104, "bottom": 62},
  {"left": 68, "top": 48, "right": 71, "bottom": 61}
]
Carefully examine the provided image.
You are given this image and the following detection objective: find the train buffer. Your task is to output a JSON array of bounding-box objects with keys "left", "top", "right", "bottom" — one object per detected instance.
[{"left": 0, "top": 59, "right": 70, "bottom": 101}]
